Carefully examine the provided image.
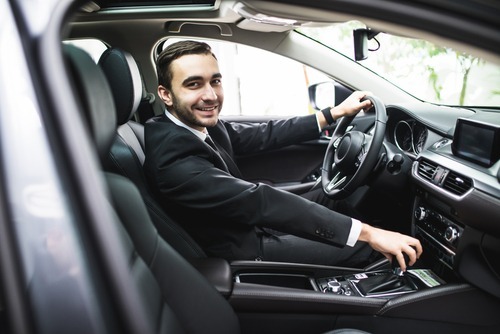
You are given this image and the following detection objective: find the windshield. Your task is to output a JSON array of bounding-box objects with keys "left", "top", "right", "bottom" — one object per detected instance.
[{"left": 299, "top": 21, "right": 500, "bottom": 107}]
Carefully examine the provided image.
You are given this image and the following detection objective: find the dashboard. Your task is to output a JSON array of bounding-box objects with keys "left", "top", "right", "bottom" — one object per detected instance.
[{"left": 384, "top": 102, "right": 500, "bottom": 296}]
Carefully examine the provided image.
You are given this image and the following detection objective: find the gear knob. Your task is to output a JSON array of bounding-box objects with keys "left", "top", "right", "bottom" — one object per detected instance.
[{"left": 392, "top": 246, "right": 416, "bottom": 275}]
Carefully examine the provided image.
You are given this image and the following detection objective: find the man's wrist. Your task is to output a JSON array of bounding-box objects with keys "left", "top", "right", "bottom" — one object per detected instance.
[
  {"left": 321, "top": 107, "right": 336, "bottom": 125},
  {"left": 358, "top": 223, "right": 375, "bottom": 243}
]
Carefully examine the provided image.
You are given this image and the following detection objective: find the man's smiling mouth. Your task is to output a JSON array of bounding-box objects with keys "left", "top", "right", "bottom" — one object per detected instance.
[{"left": 197, "top": 106, "right": 218, "bottom": 112}]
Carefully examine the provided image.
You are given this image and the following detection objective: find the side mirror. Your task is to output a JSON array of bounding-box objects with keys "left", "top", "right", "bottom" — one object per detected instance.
[
  {"left": 308, "top": 81, "right": 336, "bottom": 110},
  {"left": 308, "top": 81, "right": 352, "bottom": 110}
]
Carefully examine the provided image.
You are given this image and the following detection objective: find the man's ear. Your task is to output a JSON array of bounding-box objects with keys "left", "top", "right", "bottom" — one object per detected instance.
[{"left": 158, "top": 85, "right": 173, "bottom": 107}]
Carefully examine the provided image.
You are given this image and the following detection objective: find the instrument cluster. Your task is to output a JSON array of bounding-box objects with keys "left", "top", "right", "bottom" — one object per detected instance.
[{"left": 393, "top": 120, "right": 428, "bottom": 156}]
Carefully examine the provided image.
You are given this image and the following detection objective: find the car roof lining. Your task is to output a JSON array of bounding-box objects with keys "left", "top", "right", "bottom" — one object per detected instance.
[{"left": 70, "top": 0, "right": 499, "bottom": 64}]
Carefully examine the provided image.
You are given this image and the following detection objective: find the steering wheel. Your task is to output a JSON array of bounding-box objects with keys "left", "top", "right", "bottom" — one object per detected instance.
[{"left": 321, "top": 95, "right": 387, "bottom": 199}]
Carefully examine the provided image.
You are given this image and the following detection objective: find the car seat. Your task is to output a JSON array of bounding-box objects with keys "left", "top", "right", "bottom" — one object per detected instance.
[{"left": 97, "top": 47, "right": 206, "bottom": 259}]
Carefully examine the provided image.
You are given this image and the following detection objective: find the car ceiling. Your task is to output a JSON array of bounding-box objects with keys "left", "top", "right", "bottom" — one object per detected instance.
[{"left": 77, "top": 0, "right": 499, "bottom": 62}]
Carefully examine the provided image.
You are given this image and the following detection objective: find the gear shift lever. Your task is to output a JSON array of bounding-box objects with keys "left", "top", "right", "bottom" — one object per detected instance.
[
  {"left": 354, "top": 247, "right": 419, "bottom": 296},
  {"left": 392, "top": 251, "right": 411, "bottom": 276}
]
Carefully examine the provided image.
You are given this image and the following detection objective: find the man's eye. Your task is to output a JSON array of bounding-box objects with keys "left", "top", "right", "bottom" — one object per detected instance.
[
  {"left": 212, "top": 79, "right": 222, "bottom": 85},
  {"left": 186, "top": 82, "right": 200, "bottom": 88}
]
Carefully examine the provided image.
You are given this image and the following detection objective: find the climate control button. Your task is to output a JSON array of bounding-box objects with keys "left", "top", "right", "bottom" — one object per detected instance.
[{"left": 445, "top": 226, "right": 459, "bottom": 243}]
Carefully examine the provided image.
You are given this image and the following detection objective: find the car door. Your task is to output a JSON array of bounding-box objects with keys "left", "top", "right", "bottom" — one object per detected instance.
[
  {"left": 226, "top": 111, "right": 376, "bottom": 195},
  {"left": 0, "top": 1, "right": 151, "bottom": 333}
]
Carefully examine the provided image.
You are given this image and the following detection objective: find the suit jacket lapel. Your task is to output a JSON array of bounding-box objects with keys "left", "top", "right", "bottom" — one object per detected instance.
[
  {"left": 207, "top": 137, "right": 243, "bottom": 178},
  {"left": 160, "top": 114, "right": 243, "bottom": 178}
]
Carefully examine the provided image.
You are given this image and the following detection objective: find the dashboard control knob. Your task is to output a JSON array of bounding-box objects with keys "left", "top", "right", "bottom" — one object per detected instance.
[
  {"left": 414, "top": 206, "right": 427, "bottom": 221},
  {"left": 327, "top": 281, "right": 342, "bottom": 294},
  {"left": 393, "top": 153, "right": 404, "bottom": 164},
  {"left": 445, "top": 226, "right": 459, "bottom": 243},
  {"left": 386, "top": 153, "right": 404, "bottom": 174}
]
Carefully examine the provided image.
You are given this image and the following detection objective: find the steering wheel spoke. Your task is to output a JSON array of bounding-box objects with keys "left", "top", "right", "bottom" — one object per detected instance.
[{"left": 325, "top": 170, "right": 348, "bottom": 192}]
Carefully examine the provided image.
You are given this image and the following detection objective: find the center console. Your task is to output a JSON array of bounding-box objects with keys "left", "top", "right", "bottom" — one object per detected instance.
[
  {"left": 315, "top": 267, "right": 444, "bottom": 298},
  {"left": 189, "top": 251, "right": 499, "bottom": 333},
  {"left": 234, "top": 260, "right": 444, "bottom": 299}
]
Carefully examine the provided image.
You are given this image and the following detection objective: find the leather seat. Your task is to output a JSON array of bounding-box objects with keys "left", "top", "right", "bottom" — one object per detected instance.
[
  {"left": 64, "top": 43, "right": 371, "bottom": 334},
  {"left": 98, "top": 47, "right": 206, "bottom": 259},
  {"left": 65, "top": 43, "right": 238, "bottom": 333}
]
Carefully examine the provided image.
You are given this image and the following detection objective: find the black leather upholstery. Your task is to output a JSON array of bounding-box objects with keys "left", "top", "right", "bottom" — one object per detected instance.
[
  {"left": 65, "top": 45, "right": 116, "bottom": 162},
  {"left": 98, "top": 47, "right": 206, "bottom": 259},
  {"left": 106, "top": 173, "right": 239, "bottom": 333}
]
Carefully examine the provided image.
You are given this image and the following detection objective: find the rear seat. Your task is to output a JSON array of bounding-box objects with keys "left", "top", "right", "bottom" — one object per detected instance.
[{"left": 98, "top": 47, "right": 206, "bottom": 259}]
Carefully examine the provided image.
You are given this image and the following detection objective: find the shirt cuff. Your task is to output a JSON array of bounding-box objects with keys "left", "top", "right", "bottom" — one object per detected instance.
[
  {"left": 315, "top": 113, "right": 322, "bottom": 132},
  {"left": 346, "top": 218, "right": 362, "bottom": 247}
]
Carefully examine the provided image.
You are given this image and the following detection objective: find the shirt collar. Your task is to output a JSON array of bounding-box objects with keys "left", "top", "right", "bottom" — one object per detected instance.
[{"left": 165, "top": 109, "right": 207, "bottom": 141}]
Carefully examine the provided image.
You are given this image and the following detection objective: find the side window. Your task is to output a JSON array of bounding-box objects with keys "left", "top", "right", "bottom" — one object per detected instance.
[{"left": 160, "top": 38, "right": 331, "bottom": 117}]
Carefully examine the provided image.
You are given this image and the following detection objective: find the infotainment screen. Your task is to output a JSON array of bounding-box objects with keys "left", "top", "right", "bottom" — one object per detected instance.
[{"left": 452, "top": 118, "right": 500, "bottom": 167}]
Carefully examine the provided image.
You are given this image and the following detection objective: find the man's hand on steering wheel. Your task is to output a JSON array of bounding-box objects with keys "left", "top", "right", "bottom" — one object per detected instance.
[
  {"left": 318, "top": 91, "right": 373, "bottom": 128},
  {"left": 334, "top": 90, "right": 373, "bottom": 118}
]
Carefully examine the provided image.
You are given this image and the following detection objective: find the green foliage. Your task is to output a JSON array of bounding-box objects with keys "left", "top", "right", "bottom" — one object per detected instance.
[{"left": 427, "top": 66, "right": 442, "bottom": 101}]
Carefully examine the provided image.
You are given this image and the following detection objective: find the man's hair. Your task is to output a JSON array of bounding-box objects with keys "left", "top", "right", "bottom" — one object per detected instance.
[{"left": 156, "top": 40, "right": 217, "bottom": 90}]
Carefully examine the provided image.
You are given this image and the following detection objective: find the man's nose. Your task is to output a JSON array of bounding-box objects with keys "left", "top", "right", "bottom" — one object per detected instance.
[{"left": 202, "top": 84, "right": 217, "bottom": 100}]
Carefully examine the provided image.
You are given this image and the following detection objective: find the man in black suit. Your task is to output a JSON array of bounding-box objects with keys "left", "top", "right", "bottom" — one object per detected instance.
[{"left": 144, "top": 40, "right": 422, "bottom": 269}]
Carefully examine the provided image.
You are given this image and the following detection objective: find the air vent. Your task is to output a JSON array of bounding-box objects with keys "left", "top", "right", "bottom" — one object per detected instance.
[
  {"left": 443, "top": 171, "right": 472, "bottom": 196},
  {"left": 417, "top": 159, "right": 437, "bottom": 181},
  {"left": 417, "top": 159, "right": 473, "bottom": 196},
  {"left": 432, "top": 138, "right": 451, "bottom": 150}
]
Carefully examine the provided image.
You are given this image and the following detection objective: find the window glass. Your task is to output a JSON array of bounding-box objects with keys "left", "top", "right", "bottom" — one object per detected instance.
[
  {"left": 299, "top": 22, "right": 500, "bottom": 107},
  {"left": 161, "top": 38, "right": 331, "bottom": 117}
]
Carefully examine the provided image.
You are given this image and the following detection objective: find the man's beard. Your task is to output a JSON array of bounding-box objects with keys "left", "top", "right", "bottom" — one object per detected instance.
[{"left": 171, "top": 96, "right": 220, "bottom": 128}]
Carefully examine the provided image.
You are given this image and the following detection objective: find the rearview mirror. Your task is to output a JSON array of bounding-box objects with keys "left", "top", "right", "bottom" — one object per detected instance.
[
  {"left": 353, "top": 29, "right": 368, "bottom": 61},
  {"left": 353, "top": 28, "right": 380, "bottom": 61}
]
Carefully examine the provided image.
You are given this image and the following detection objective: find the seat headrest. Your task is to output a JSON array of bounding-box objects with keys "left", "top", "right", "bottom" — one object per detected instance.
[
  {"left": 98, "top": 48, "right": 142, "bottom": 126},
  {"left": 63, "top": 44, "right": 116, "bottom": 162}
]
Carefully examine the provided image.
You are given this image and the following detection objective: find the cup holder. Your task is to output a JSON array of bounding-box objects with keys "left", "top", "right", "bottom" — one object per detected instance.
[{"left": 235, "top": 273, "right": 317, "bottom": 291}]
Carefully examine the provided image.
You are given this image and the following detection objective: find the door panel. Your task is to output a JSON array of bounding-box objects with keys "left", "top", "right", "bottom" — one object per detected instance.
[
  {"left": 237, "top": 140, "right": 326, "bottom": 188},
  {"left": 227, "top": 112, "right": 376, "bottom": 194}
]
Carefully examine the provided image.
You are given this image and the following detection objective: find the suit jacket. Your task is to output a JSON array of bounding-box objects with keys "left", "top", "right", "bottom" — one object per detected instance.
[{"left": 144, "top": 113, "right": 353, "bottom": 261}]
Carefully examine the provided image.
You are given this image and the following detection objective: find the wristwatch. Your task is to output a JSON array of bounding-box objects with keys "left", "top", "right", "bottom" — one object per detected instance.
[{"left": 321, "top": 107, "right": 336, "bottom": 125}]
